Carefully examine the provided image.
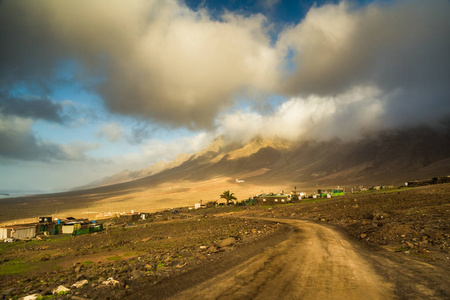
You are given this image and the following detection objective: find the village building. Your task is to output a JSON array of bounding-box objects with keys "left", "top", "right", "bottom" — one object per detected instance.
[
  {"left": 317, "top": 188, "right": 345, "bottom": 198},
  {"left": 0, "top": 225, "right": 36, "bottom": 240},
  {"left": 253, "top": 192, "right": 292, "bottom": 205}
]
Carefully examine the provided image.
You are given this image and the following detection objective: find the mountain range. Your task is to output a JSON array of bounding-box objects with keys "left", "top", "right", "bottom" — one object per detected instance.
[
  {"left": 79, "top": 125, "right": 450, "bottom": 191},
  {"left": 2, "top": 125, "right": 449, "bottom": 225}
]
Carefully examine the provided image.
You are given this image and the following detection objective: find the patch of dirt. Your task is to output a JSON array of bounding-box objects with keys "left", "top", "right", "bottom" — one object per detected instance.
[
  {"left": 0, "top": 215, "right": 289, "bottom": 299},
  {"left": 1, "top": 184, "right": 449, "bottom": 299}
]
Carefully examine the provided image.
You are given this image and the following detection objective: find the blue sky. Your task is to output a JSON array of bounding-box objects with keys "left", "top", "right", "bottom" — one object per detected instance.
[{"left": 0, "top": 0, "right": 449, "bottom": 193}]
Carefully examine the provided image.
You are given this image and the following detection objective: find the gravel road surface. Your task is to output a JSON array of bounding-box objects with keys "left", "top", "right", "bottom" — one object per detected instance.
[{"left": 171, "top": 218, "right": 395, "bottom": 299}]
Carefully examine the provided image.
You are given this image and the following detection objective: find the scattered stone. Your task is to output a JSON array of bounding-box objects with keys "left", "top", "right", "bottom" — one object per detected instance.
[
  {"left": 72, "top": 279, "right": 88, "bottom": 289},
  {"left": 131, "top": 269, "right": 146, "bottom": 279},
  {"left": 217, "top": 237, "right": 235, "bottom": 248},
  {"left": 102, "top": 277, "right": 120, "bottom": 286},
  {"left": 199, "top": 245, "right": 207, "bottom": 251},
  {"left": 406, "top": 241, "right": 414, "bottom": 248},
  {"left": 53, "top": 285, "right": 70, "bottom": 295},
  {"left": 207, "top": 246, "right": 218, "bottom": 253},
  {"left": 404, "top": 250, "right": 411, "bottom": 254},
  {"left": 74, "top": 265, "right": 84, "bottom": 273},
  {"left": 401, "top": 234, "right": 406, "bottom": 238},
  {"left": 419, "top": 249, "right": 430, "bottom": 254},
  {"left": 21, "top": 294, "right": 40, "bottom": 300},
  {"left": 360, "top": 233, "right": 367, "bottom": 239}
]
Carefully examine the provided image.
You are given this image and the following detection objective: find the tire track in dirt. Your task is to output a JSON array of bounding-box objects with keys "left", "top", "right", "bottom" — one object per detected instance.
[{"left": 171, "top": 218, "right": 395, "bottom": 300}]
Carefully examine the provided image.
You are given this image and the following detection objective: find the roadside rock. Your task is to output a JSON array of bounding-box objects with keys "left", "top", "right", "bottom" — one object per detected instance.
[
  {"left": 21, "top": 294, "right": 40, "bottom": 300},
  {"left": 405, "top": 241, "right": 414, "bottom": 249},
  {"left": 217, "top": 237, "right": 235, "bottom": 248},
  {"left": 208, "top": 245, "right": 219, "bottom": 253},
  {"left": 72, "top": 279, "right": 89, "bottom": 289},
  {"left": 74, "top": 265, "right": 84, "bottom": 273},
  {"left": 53, "top": 285, "right": 70, "bottom": 295},
  {"left": 102, "top": 277, "right": 120, "bottom": 286},
  {"left": 131, "top": 269, "right": 146, "bottom": 279}
]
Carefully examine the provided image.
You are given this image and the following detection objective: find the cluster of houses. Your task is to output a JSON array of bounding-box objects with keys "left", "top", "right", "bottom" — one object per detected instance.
[
  {"left": 0, "top": 216, "right": 103, "bottom": 241},
  {"left": 249, "top": 188, "right": 346, "bottom": 206}
]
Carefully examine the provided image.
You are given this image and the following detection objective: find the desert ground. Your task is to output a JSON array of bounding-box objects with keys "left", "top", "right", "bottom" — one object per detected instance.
[
  {"left": 0, "top": 176, "right": 292, "bottom": 226},
  {"left": 0, "top": 184, "right": 449, "bottom": 299}
]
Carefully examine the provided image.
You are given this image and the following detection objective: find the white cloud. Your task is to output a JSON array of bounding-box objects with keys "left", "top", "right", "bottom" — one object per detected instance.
[
  {"left": 218, "top": 86, "right": 385, "bottom": 143},
  {"left": 0, "top": 0, "right": 280, "bottom": 129},
  {"left": 96, "top": 123, "right": 124, "bottom": 142},
  {"left": 140, "top": 132, "right": 212, "bottom": 162},
  {"left": 60, "top": 141, "right": 100, "bottom": 161}
]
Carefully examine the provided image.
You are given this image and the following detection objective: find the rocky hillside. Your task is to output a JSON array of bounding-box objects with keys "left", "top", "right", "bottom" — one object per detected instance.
[{"left": 83, "top": 125, "right": 450, "bottom": 190}]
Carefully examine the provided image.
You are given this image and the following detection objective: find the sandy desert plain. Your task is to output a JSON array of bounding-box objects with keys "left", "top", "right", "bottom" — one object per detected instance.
[{"left": 0, "top": 176, "right": 287, "bottom": 226}]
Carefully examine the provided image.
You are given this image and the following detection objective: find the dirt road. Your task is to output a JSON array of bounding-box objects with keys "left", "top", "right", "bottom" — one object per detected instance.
[{"left": 168, "top": 218, "right": 428, "bottom": 300}]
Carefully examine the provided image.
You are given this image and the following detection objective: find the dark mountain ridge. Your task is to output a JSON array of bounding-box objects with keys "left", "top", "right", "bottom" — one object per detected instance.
[{"left": 40, "top": 125, "right": 450, "bottom": 199}]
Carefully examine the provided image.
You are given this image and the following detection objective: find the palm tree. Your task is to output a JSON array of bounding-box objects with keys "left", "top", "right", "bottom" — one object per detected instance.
[{"left": 220, "top": 190, "right": 237, "bottom": 205}]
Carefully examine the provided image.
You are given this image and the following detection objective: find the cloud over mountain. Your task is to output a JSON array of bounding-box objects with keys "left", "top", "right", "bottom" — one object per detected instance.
[
  {"left": 276, "top": 0, "right": 450, "bottom": 131},
  {"left": 0, "top": 0, "right": 449, "bottom": 172}
]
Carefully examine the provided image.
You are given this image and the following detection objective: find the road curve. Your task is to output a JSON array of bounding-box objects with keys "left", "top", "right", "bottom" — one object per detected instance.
[{"left": 170, "top": 218, "right": 395, "bottom": 300}]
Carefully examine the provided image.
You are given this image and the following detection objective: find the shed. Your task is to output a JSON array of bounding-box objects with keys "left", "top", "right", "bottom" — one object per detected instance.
[
  {"left": 62, "top": 223, "right": 81, "bottom": 234},
  {"left": 253, "top": 194, "right": 291, "bottom": 205},
  {"left": 9, "top": 226, "right": 36, "bottom": 239}
]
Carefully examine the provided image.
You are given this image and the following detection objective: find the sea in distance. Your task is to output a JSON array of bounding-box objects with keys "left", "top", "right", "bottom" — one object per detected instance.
[{"left": 0, "top": 190, "right": 47, "bottom": 199}]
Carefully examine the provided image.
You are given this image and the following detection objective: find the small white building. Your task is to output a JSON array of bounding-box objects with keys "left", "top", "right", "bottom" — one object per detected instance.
[
  {"left": 0, "top": 226, "right": 36, "bottom": 240},
  {"left": 62, "top": 223, "right": 81, "bottom": 234},
  {"left": 194, "top": 203, "right": 205, "bottom": 209}
]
